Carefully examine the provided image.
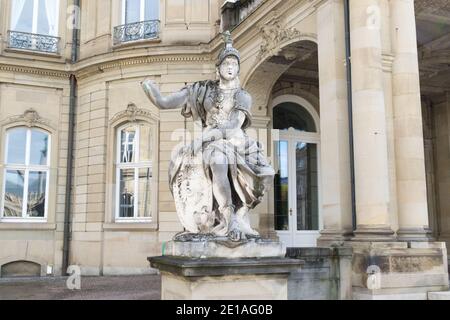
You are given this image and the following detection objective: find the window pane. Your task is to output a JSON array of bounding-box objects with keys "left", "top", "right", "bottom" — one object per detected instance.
[
  {"left": 7, "top": 128, "right": 27, "bottom": 165},
  {"left": 30, "top": 130, "right": 49, "bottom": 165},
  {"left": 296, "top": 143, "right": 319, "bottom": 231},
  {"left": 274, "top": 141, "right": 289, "bottom": 231},
  {"left": 125, "top": 0, "right": 141, "bottom": 23},
  {"left": 11, "top": 0, "right": 33, "bottom": 32},
  {"left": 37, "top": 0, "right": 50, "bottom": 35},
  {"left": 3, "top": 170, "right": 25, "bottom": 217},
  {"left": 139, "top": 124, "right": 152, "bottom": 161},
  {"left": 120, "top": 127, "right": 136, "bottom": 163},
  {"left": 138, "top": 167, "right": 152, "bottom": 218},
  {"left": 27, "top": 171, "right": 46, "bottom": 217},
  {"left": 119, "top": 168, "right": 135, "bottom": 217},
  {"left": 145, "top": 0, "right": 159, "bottom": 20},
  {"left": 273, "top": 102, "right": 316, "bottom": 132}
]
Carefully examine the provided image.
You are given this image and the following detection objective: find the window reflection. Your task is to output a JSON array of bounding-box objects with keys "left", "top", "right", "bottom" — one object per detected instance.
[
  {"left": 27, "top": 171, "right": 46, "bottom": 217},
  {"left": 121, "top": 127, "right": 136, "bottom": 163},
  {"left": 139, "top": 124, "right": 152, "bottom": 162},
  {"left": 274, "top": 141, "right": 289, "bottom": 231},
  {"left": 119, "top": 168, "right": 135, "bottom": 218},
  {"left": 30, "top": 130, "right": 49, "bottom": 165},
  {"left": 138, "top": 167, "right": 152, "bottom": 218},
  {"left": 3, "top": 170, "right": 25, "bottom": 217},
  {"left": 296, "top": 143, "right": 318, "bottom": 231},
  {"left": 7, "top": 128, "right": 27, "bottom": 164}
]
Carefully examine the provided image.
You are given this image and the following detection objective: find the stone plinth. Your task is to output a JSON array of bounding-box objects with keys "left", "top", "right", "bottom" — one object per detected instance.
[
  {"left": 350, "top": 242, "right": 449, "bottom": 300},
  {"left": 163, "top": 238, "right": 285, "bottom": 258},
  {"left": 148, "top": 256, "right": 303, "bottom": 300}
]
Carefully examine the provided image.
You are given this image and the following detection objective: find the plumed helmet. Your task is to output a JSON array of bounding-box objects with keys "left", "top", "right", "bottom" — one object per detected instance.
[{"left": 216, "top": 31, "right": 240, "bottom": 66}]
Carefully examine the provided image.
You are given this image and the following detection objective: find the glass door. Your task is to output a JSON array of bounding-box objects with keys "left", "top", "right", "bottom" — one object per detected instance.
[{"left": 274, "top": 131, "right": 320, "bottom": 247}]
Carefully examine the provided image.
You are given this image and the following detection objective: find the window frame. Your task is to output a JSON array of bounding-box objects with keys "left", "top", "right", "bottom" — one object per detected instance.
[
  {"left": 10, "top": 0, "right": 60, "bottom": 36},
  {"left": 121, "top": 0, "right": 158, "bottom": 24},
  {"left": 0, "top": 127, "right": 51, "bottom": 222},
  {"left": 115, "top": 122, "right": 153, "bottom": 222}
]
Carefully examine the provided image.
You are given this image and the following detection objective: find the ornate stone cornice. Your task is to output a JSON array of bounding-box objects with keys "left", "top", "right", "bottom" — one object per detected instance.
[
  {"left": 0, "top": 64, "right": 69, "bottom": 79},
  {"left": 5, "top": 108, "right": 53, "bottom": 129},
  {"left": 110, "top": 103, "right": 159, "bottom": 124},
  {"left": 76, "top": 54, "right": 212, "bottom": 80}
]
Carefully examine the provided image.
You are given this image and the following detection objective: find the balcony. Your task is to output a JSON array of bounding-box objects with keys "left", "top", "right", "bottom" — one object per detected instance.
[
  {"left": 221, "top": 0, "right": 264, "bottom": 31},
  {"left": 113, "top": 20, "right": 160, "bottom": 46},
  {"left": 7, "top": 30, "right": 60, "bottom": 54}
]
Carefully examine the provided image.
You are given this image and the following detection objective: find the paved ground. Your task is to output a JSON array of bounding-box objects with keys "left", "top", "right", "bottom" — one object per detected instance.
[{"left": 0, "top": 275, "right": 161, "bottom": 300}]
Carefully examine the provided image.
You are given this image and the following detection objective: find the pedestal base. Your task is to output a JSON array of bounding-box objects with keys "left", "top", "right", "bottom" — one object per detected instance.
[
  {"left": 349, "top": 241, "right": 449, "bottom": 300},
  {"left": 148, "top": 256, "right": 303, "bottom": 300}
]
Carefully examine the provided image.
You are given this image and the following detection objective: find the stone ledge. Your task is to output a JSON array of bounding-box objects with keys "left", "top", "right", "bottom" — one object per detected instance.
[
  {"left": 163, "top": 239, "right": 285, "bottom": 258},
  {"left": 148, "top": 256, "right": 304, "bottom": 278},
  {"left": 428, "top": 291, "right": 450, "bottom": 300}
]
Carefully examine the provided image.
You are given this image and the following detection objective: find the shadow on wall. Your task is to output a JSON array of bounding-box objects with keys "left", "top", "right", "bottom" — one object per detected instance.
[{"left": 1, "top": 261, "right": 41, "bottom": 278}]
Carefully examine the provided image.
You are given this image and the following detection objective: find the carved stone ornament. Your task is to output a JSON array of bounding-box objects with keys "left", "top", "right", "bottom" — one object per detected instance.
[
  {"left": 111, "top": 102, "right": 156, "bottom": 123},
  {"left": 8, "top": 109, "right": 51, "bottom": 128},
  {"left": 258, "top": 18, "right": 307, "bottom": 59}
]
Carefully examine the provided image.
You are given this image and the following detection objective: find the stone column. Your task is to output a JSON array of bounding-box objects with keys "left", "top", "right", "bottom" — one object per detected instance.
[
  {"left": 350, "top": 0, "right": 395, "bottom": 241},
  {"left": 316, "top": 0, "right": 353, "bottom": 244},
  {"left": 390, "top": 0, "right": 430, "bottom": 241}
]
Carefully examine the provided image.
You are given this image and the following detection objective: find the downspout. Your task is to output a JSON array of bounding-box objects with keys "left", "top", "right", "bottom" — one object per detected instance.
[
  {"left": 62, "top": 0, "right": 80, "bottom": 275},
  {"left": 344, "top": 0, "right": 357, "bottom": 231}
]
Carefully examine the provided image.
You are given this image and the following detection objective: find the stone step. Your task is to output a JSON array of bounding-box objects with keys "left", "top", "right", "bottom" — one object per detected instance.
[{"left": 428, "top": 291, "right": 450, "bottom": 300}]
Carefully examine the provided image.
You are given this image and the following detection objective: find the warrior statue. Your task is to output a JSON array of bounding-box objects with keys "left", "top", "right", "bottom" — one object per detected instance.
[{"left": 141, "top": 32, "right": 275, "bottom": 242}]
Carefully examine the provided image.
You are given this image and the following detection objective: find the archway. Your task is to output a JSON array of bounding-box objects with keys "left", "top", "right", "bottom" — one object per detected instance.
[{"left": 243, "top": 40, "right": 321, "bottom": 246}]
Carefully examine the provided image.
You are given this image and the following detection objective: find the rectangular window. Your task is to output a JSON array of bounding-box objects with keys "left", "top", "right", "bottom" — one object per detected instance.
[
  {"left": 1, "top": 128, "right": 50, "bottom": 221},
  {"left": 123, "top": 0, "right": 159, "bottom": 24},
  {"left": 116, "top": 123, "right": 153, "bottom": 221},
  {"left": 11, "top": 0, "right": 60, "bottom": 36}
]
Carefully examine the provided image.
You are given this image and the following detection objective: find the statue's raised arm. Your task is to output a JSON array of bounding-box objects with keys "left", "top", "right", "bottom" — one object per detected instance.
[{"left": 141, "top": 79, "right": 189, "bottom": 110}]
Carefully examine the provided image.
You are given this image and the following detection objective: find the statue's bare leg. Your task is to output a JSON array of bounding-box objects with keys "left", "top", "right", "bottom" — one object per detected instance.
[{"left": 209, "top": 151, "right": 240, "bottom": 241}]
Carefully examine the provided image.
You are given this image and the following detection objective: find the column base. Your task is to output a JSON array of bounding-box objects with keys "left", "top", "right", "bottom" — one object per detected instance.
[
  {"left": 352, "top": 225, "right": 396, "bottom": 242},
  {"left": 317, "top": 229, "right": 353, "bottom": 246},
  {"left": 396, "top": 227, "right": 433, "bottom": 242},
  {"left": 350, "top": 241, "right": 449, "bottom": 300}
]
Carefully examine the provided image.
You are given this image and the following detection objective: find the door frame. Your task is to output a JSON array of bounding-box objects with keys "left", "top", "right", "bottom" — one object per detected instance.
[{"left": 270, "top": 95, "right": 322, "bottom": 248}]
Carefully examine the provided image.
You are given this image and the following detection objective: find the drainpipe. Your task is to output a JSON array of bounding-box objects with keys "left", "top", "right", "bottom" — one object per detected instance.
[
  {"left": 344, "top": 0, "right": 357, "bottom": 231},
  {"left": 62, "top": 0, "right": 80, "bottom": 275}
]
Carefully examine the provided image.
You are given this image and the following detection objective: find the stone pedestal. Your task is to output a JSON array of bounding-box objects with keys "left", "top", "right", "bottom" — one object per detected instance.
[
  {"left": 149, "top": 239, "right": 303, "bottom": 300},
  {"left": 349, "top": 242, "right": 449, "bottom": 300}
]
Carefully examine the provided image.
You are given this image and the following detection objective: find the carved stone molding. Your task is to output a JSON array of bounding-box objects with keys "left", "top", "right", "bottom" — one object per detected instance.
[
  {"left": 6, "top": 108, "right": 52, "bottom": 128},
  {"left": 76, "top": 54, "right": 212, "bottom": 80},
  {"left": 257, "top": 18, "right": 316, "bottom": 60},
  {"left": 110, "top": 102, "right": 158, "bottom": 124},
  {"left": 0, "top": 64, "right": 69, "bottom": 79}
]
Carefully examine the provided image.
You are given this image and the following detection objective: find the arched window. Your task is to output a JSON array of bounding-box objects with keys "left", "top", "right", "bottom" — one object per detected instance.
[
  {"left": 115, "top": 123, "right": 153, "bottom": 221},
  {"left": 1, "top": 127, "right": 50, "bottom": 220},
  {"left": 273, "top": 102, "right": 316, "bottom": 132}
]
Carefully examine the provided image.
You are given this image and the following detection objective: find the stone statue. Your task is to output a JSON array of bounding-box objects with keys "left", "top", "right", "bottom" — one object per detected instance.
[{"left": 141, "top": 31, "right": 274, "bottom": 242}]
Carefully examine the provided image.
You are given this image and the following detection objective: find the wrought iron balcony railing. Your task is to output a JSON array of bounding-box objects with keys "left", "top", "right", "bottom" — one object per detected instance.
[
  {"left": 8, "top": 30, "right": 60, "bottom": 54},
  {"left": 113, "top": 20, "right": 160, "bottom": 45}
]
